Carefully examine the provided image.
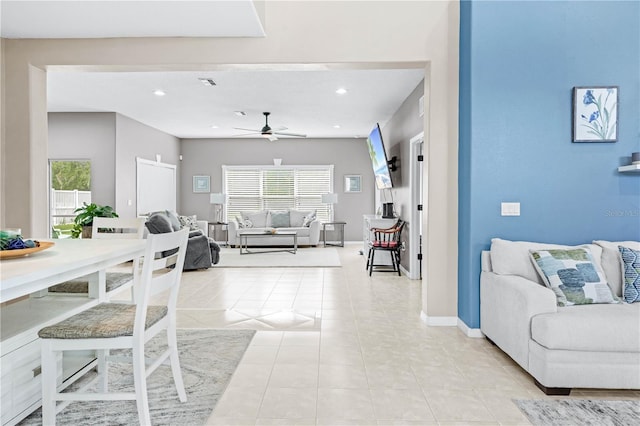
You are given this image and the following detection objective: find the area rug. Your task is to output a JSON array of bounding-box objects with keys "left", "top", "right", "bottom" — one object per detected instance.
[
  {"left": 514, "top": 399, "right": 640, "bottom": 426},
  {"left": 216, "top": 246, "right": 341, "bottom": 267},
  {"left": 21, "top": 329, "right": 255, "bottom": 425}
]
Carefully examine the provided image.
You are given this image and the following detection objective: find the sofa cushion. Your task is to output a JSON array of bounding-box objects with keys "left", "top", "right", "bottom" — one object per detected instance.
[
  {"left": 619, "top": 246, "right": 640, "bottom": 303},
  {"left": 593, "top": 240, "right": 640, "bottom": 297},
  {"left": 145, "top": 213, "right": 173, "bottom": 234},
  {"left": 241, "top": 210, "right": 268, "bottom": 228},
  {"left": 531, "top": 303, "right": 640, "bottom": 352},
  {"left": 530, "top": 248, "right": 618, "bottom": 306},
  {"left": 277, "top": 227, "right": 310, "bottom": 237},
  {"left": 490, "top": 238, "right": 603, "bottom": 285},
  {"left": 270, "top": 210, "right": 290, "bottom": 228},
  {"left": 290, "top": 210, "right": 314, "bottom": 227}
]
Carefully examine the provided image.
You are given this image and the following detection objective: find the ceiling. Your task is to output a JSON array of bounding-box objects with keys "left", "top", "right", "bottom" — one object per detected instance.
[
  {"left": 4, "top": 1, "right": 425, "bottom": 140},
  {"left": 47, "top": 68, "right": 425, "bottom": 139},
  {"left": 0, "top": 0, "right": 265, "bottom": 38}
]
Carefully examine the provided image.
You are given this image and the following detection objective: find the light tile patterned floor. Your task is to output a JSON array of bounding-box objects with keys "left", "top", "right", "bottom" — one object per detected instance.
[{"left": 163, "top": 243, "right": 640, "bottom": 425}]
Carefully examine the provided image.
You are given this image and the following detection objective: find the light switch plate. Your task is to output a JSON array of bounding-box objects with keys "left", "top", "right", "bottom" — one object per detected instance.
[{"left": 501, "top": 202, "right": 520, "bottom": 216}]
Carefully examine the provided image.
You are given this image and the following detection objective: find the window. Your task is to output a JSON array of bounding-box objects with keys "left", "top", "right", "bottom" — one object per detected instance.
[{"left": 223, "top": 165, "right": 334, "bottom": 222}]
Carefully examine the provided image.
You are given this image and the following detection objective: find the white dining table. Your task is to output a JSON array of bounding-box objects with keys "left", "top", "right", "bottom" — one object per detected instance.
[
  {"left": 0, "top": 238, "right": 146, "bottom": 303},
  {"left": 0, "top": 238, "right": 147, "bottom": 426}
]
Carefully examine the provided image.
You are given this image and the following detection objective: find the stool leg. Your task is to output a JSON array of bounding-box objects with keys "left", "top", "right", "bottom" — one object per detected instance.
[
  {"left": 41, "top": 340, "right": 58, "bottom": 425},
  {"left": 369, "top": 249, "right": 375, "bottom": 276}
]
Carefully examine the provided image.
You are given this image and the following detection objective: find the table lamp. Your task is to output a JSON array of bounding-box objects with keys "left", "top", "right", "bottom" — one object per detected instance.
[
  {"left": 321, "top": 193, "right": 338, "bottom": 220},
  {"left": 209, "top": 193, "right": 226, "bottom": 223}
]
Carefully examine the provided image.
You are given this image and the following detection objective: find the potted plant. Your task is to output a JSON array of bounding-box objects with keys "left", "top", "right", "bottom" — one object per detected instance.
[{"left": 71, "top": 203, "right": 118, "bottom": 239}]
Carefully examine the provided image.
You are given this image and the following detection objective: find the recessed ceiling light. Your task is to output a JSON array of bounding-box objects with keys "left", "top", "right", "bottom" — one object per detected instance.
[
  {"left": 153, "top": 89, "right": 166, "bottom": 96},
  {"left": 210, "top": 125, "right": 219, "bottom": 129},
  {"left": 234, "top": 111, "right": 247, "bottom": 116},
  {"left": 335, "top": 88, "right": 348, "bottom": 95},
  {"left": 333, "top": 125, "right": 341, "bottom": 129}
]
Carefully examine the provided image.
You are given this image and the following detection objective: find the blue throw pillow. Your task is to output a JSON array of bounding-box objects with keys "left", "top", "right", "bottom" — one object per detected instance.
[
  {"left": 618, "top": 246, "right": 640, "bottom": 303},
  {"left": 270, "top": 211, "right": 290, "bottom": 228}
]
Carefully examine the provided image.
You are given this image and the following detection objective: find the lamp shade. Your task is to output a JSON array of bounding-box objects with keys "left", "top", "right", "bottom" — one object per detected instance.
[
  {"left": 321, "top": 193, "right": 338, "bottom": 204},
  {"left": 209, "top": 193, "right": 225, "bottom": 204}
]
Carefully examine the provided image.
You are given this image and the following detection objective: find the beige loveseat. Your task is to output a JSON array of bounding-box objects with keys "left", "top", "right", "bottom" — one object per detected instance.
[
  {"left": 480, "top": 238, "right": 640, "bottom": 394},
  {"left": 227, "top": 209, "right": 321, "bottom": 247}
]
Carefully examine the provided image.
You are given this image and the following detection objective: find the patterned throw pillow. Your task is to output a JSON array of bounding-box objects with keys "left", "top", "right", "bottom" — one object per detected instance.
[
  {"left": 270, "top": 211, "right": 290, "bottom": 228},
  {"left": 302, "top": 211, "right": 317, "bottom": 227},
  {"left": 241, "top": 211, "right": 268, "bottom": 228},
  {"left": 618, "top": 246, "right": 640, "bottom": 303},
  {"left": 178, "top": 215, "right": 199, "bottom": 231},
  {"left": 235, "top": 215, "right": 245, "bottom": 228},
  {"left": 529, "top": 248, "right": 619, "bottom": 306}
]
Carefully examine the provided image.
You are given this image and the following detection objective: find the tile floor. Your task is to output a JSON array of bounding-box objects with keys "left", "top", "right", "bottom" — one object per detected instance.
[{"left": 167, "top": 243, "right": 640, "bottom": 425}]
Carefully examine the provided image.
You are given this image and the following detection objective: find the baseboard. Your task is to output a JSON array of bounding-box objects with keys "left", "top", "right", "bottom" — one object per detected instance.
[
  {"left": 457, "top": 318, "right": 484, "bottom": 338},
  {"left": 420, "top": 311, "right": 457, "bottom": 326}
]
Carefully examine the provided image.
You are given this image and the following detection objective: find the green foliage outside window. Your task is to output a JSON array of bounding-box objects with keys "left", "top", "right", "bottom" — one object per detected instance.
[{"left": 51, "top": 161, "right": 91, "bottom": 190}]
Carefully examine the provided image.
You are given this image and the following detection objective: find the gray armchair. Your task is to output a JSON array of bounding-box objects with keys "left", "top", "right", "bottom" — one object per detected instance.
[{"left": 145, "top": 211, "right": 220, "bottom": 270}]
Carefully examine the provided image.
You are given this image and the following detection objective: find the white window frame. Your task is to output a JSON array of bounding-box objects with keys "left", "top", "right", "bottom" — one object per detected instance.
[{"left": 222, "top": 165, "right": 334, "bottom": 222}]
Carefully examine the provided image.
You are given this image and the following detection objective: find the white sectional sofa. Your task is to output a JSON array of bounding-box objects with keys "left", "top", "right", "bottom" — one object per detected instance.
[
  {"left": 480, "top": 238, "right": 640, "bottom": 394},
  {"left": 227, "top": 209, "right": 321, "bottom": 247}
]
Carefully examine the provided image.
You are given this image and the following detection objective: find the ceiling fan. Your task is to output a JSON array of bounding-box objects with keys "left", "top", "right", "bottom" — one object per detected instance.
[{"left": 233, "top": 112, "right": 307, "bottom": 141}]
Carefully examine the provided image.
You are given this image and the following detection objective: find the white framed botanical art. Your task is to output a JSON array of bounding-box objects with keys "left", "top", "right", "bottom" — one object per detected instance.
[{"left": 573, "top": 86, "right": 618, "bottom": 142}]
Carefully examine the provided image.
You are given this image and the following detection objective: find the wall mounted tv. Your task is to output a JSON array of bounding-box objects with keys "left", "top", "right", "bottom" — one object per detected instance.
[{"left": 366, "top": 123, "right": 396, "bottom": 189}]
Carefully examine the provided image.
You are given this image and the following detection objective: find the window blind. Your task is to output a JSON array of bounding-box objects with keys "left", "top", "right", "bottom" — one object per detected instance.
[{"left": 223, "top": 165, "right": 334, "bottom": 222}]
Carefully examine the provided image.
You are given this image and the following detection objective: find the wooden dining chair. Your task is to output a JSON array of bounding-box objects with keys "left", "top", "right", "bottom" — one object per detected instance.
[
  {"left": 48, "top": 217, "right": 146, "bottom": 298},
  {"left": 366, "top": 219, "right": 405, "bottom": 276},
  {"left": 38, "top": 228, "right": 189, "bottom": 425}
]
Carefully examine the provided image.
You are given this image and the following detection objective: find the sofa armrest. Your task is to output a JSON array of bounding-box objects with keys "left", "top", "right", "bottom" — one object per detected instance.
[
  {"left": 227, "top": 220, "right": 239, "bottom": 246},
  {"left": 480, "top": 271, "right": 557, "bottom": 370},
  {"left": 308, "top": 219, "right": 321, "bottom": 245},
  {"left": 196, "top": 220, "right": 208, "bottom": 237}
]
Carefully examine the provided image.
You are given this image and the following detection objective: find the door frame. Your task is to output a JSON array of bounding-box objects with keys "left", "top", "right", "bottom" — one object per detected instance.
[{"left": 409, "top": 132, "right": 424, "bottom": 280}]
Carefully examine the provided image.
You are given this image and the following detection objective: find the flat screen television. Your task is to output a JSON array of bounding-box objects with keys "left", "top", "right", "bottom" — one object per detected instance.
[{"left": 366, "top": 123, "right": 394, "bottom": 189}]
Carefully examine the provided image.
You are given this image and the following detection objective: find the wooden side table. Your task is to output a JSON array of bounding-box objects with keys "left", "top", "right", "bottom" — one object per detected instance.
[{"left": 322, "top": 221, "right": 346, "bottom": 247}]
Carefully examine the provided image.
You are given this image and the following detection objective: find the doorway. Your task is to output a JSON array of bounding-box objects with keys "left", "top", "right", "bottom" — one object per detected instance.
[
  {"left": 49, "top": 159, "right": 92, "bottom": 238},
  {"left": 409, "top": 132, "right": 424, "bottom": 280}
]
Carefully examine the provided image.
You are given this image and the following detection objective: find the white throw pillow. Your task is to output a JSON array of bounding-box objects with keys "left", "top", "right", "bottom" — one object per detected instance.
[
  {"left": 241, "top": 210, "right": 268, "bottom": 228},
  {"left": 289, "top": 209, "right": 314, "bottom": 227},
  {"left": 490, "top": 238, "right": 603, "bottom": 284},
  {"left": 593, "top": 240, "right": 640, "bottom": 297}
]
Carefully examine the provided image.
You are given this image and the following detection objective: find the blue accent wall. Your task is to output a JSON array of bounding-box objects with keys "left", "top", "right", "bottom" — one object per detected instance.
[{"left": 458, "top": 0, "right": 640, "bottom": 329}]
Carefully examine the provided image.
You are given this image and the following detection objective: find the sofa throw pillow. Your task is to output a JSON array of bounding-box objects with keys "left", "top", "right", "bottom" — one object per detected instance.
[
  {"left": 289, "top": 210, "right": 309, "bottom": 227},
  {"left": 164, "top": 210, "right": 183, "bottom": 231},
  {"left": 302, "top": 211, "right": 317, "bottom": 227},
  {"left": 270, "top": 210, "right": 290, "bottom": 228},
  {"left": 529, "top": 248, "right": 618, "bottom": 306},
  {"left": 490, "top": 238, "right": 603, "bottom": 285},
  {"left": 145, "top": 213, "right": 173, "bottom": 234},
  {"left": 178, "top": 215, "right": 199, "bottom": 231},
  {"left": 593, "top": 240, "right": 640, "bottom": 297},
  {"left": 235, "top": 215, "right": 246, "bottom": 228},
  {"left": 241, "top": 211, "right": 268, "bottom": 228},
  {"left": 618, "top": 246, "right": 640, "bottom": 303}
]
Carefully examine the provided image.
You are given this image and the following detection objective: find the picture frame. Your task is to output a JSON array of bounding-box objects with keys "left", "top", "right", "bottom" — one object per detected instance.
[
  {"left": 193, "top": 175, "right": 210, "bottom": 193},
  {"left": 344, "top": 175, "right": 362, "bottom": 193},
  {"left": 573, "top": 86, "right": 618, "bottom": 143}
]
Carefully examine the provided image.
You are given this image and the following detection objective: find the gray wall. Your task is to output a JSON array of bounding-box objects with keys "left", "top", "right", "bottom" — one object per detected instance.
[
  {"left": 179, "top": 137, "right": 373, "bottom": 241},
  {"left": 48, "top": 112, "right": 117, "bottom": 207},
  {"left": 48, "top": 112, "right": 181, "bottom": 219},
  {"left": 380, "top": 79, "right": 425, "bottom": 272},
  {"left": 114, "top": 114, "right": 181, "bottom": 218}
]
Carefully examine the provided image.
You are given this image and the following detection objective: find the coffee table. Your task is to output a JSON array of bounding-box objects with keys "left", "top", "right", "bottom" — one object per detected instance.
[{"left": 238, "top": 230, "right": 298, "bottom": 255}]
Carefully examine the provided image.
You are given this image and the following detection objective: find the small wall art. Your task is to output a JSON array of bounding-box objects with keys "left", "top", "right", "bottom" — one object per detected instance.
[
  {"left": 573, "top": 86, "right": 618, "bottom": 143},
  {"left": 193, "top": 175, "right": 210, "bottom": 193},
  {"left": 344, "top": 175, "right": 362, "bottom": 193}
]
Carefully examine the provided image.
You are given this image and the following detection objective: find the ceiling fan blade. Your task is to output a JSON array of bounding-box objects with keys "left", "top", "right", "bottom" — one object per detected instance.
[
  {"left": 272, "top": 126, "right": 288, "bottom": 131},
  {"left": 266, "top": 134, "right": 278, "bottom": 142},
  {"left": 232, "top": 132, "right": 262, "bottom": 137},
  {"left": 233, "top": 127, "right": 261, "bottom": 132},
  {"left": 273, "top": 131, "right": 307, "bottom": 137}
]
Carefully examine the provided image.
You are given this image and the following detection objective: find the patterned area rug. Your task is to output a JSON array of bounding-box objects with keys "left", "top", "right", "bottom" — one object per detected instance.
[
  {"left": 514, "top": 399, "right": 640, "bottom": 426},
  {"left": 216, "top": 247, "right": 341, "bottom": 267},
  {"left": 21, "top": 329, "right": 255, "bottom": 425}
]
